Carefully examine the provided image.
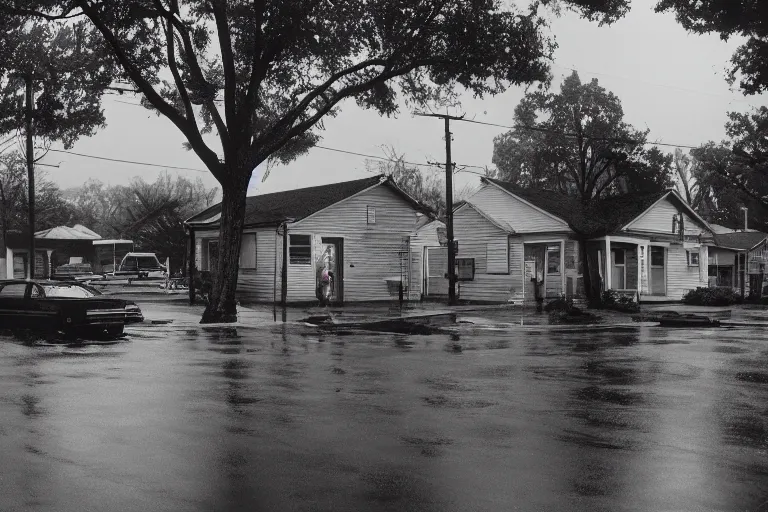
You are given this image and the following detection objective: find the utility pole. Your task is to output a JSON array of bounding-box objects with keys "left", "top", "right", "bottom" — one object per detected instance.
[
  {"left": 11, "top": 73, "right": 36, "bottom": 279},
  {"left": 25, "top": 75, "right": 35, "bottom": 279},
  {"left": 414, "top": 112, "right": 464, "bottom": 305}
]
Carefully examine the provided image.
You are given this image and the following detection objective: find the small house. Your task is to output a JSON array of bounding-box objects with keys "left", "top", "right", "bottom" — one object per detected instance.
[
  {"left": 184, "top": 175, "right": 435, "bottom": 305},
  {"left": 449, "top": 177, "right": 715, "bottom": 304},
  {"left": 710, "top": 231, "right": 768, "bottom": 298},
  {"left": 2, "top": 225, "right": 104, "bottom": 279}
]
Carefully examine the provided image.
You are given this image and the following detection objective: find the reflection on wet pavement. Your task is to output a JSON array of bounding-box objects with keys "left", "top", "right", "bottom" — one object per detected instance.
[{"left": 0, "top": 321, "right": 767, "bottom": 511}]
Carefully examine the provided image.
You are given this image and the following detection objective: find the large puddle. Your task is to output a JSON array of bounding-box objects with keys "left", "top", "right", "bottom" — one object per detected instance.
[{"left": 1, "top": 322, "right": 766, "bottom": 511}]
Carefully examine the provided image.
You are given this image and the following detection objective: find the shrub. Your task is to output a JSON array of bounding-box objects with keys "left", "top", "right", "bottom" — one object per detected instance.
[
  {"left": 682, "top": 287, "right": 742, "bottom": 306},
  {"left": 548, "top": 309, "right": 601, "bottom": 325},
  {"left": 593, "top": 290, "right": 641, "bottom": 313},
  {"left": 544, "top": 297, "right": 574, "bottom": 312},
  {"left": 193, "top": 271, "right": 213, "bottom": 304}
]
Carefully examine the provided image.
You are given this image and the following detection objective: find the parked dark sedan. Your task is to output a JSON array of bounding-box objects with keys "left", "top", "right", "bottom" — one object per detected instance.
[{"left": 0, "top": 280, "right": 144, "bottom": 337}]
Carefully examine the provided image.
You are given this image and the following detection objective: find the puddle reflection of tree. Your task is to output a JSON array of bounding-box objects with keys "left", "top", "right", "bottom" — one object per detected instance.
[{"left": 536, "top": 329, "right": 644, "bottom": 502}]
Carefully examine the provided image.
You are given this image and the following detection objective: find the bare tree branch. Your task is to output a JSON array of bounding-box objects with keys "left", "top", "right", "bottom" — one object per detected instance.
[{"left": 76, "top": 0, "right": 223, "bottom": 179}]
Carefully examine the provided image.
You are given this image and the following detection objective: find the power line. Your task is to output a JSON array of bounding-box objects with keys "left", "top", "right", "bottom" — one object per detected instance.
[
  {"left": 314, "top": 145, "right": 442, "bottom": 169},
  {"left": 39, "top": 148, "right": 209, "bottom": 172},
  {"left": 448, "top": 117, "right": 702, "bottom": 149}
]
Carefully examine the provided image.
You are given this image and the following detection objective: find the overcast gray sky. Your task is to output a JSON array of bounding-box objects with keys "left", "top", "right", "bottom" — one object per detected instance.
[{"left": 38, "top": 0, "right": 766, "bottom": 198}]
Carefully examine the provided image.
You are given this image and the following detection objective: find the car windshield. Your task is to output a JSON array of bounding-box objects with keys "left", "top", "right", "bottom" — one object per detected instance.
[
  {"left": 42, "top": 284, "right": 98, "bottom": 298},
  {"left": 137, "top": 257, "right": 160, "bottom": 267}
]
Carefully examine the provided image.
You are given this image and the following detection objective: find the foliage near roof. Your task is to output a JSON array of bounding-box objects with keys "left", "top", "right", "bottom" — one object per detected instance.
[
  {"left": 713, "top": 231, "right": 768, "bottom": 251},
  {"left": 484, "top": 177, "right": 671, "bottom": 236},
  {"left": 186, "top": 175, "right": 432, "bottom": 227}
]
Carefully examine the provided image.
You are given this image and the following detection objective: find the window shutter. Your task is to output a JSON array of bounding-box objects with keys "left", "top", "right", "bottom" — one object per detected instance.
[
  {"left": 239, "top": 233, "right": 257, "bottom": 269},
  {"left": 486, "top": 239, "right": 509, "bottom": 274}
]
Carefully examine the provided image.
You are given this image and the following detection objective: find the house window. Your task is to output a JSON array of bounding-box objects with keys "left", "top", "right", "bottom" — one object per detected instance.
[
  {"left": 687, "top": 250, "right": 699, "bottom": 267},
  {"left": 547, "top": 245, "right": 561, "bottom": 274},
  {"left": 367, "top": 206, "right": 376, "bottom": 224},
  {"left": 289, "top": 234, "right": 312, "bottom": 265},
  {"left": 651, "top": 246, "right": 665, "bottom": 267},
  {"left": 456, "top": 258, "right": 475, "bottom": 281},
  {"left": 486, "top": 239, "right": 509, "bottom": 274},
  {"left": 239, "top": 233, "right": 257, "bottom": 269}
]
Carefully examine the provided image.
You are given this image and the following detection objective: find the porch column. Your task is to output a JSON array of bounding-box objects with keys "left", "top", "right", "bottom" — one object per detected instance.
[
  {"left": 188, "top": 228, "right": 196, "bottom": 305},
  {"left": 636, "top": 245, "right": 641, "bottom": 292},
  {"left": 561, "top": 240, "right": 566, "bottom": 295},
  {"left": 605, "top": 236, "right": 612, "bottom": 291}
]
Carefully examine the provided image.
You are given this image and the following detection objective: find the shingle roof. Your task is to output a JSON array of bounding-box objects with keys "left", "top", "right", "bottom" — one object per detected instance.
[
  {"left": 484, "top": 178, "right": 671, "bottom": 237},
  {"left": 186, "top": 175, "right": 432, "bottom": 227},
  {"left": 713, "top": 231, "right": 768, "bottom": 250}
]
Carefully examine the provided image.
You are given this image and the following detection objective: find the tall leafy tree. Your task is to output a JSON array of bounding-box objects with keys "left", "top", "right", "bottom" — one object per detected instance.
[
  {"left": 492, "top": 71, "right": 671, "bottom": 200},
  {"left": 0, "top": 151, "right": 80, "bottom": 255},
  {"left": 3, "top": 0, "right": 629, "bottom": 322},
  {"left": 492, "top": 71, "right": 675, "bottom": 302},
  {"left": 0, "top": 20, "right": 111, "bottom": 147}
]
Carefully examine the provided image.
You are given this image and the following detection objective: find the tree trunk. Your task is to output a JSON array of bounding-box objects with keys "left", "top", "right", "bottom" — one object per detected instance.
[
  {"left": 578, "top": 236, "right": 597, "bottom": 305},
  {"left": 200, "top": 172, "right": 249, "bottom": 324}
]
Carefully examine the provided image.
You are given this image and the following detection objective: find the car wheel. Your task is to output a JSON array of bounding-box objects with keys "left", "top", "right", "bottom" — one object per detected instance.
[{"left": 107, "top": 325, "right": 124, "bottom": 337}]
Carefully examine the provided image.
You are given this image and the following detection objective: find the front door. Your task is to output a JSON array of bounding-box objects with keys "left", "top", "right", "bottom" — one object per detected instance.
[
  {"left": 524, "top": 244, "right": 546, "bottom": 302},
  {"left": 425, "top": 247, "right": 448, "bottom": 297},
  {"left": 320, "top": 238, "right": 343, "bottom": 303},
  {"left": 650, "top": 246, "right": 666, "bottom": 296},
  {"left": 611, "top": 249, "right": 626, "bottom": 290}
]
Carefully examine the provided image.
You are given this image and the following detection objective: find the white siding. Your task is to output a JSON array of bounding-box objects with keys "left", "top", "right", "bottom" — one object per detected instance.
[
  {"left": 666, "top": 244, "right": 707, "bottom": 300},
  {"left": 287, "top": 184, "right": 420, "bottom": 302},
  {"left": 453, "top": 204, "right": 525, "bottom": 302},
  {"left": 236, "top": 228, "right": 283, "bottom": 303},
  {"left": 486, "top": 239, "right": 509, "bottom": 274},
  {"left": 467, "top": 183, "right": 569, "bottom": 233},
  {"left": 626, "top": 196, "right": 706, "bottom": 235}
]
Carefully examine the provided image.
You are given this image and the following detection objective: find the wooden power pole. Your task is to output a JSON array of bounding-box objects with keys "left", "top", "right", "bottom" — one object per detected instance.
[
  {"left": 10, "top": 72, "right": 37, "bottom": 279},
  {"left": 414, "top": 112, "right": 464, "bottom": 305},
  {"left": 24, "top": 75, "right": 35, "bottom": 279}
]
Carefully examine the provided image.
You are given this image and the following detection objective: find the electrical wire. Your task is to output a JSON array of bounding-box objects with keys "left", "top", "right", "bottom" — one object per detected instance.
[
  {"left": 39, "top": 148, "right": 209, "bottom": 172},
  {"left": 447, "top": 117, "right": 702, "bottom": 149}
]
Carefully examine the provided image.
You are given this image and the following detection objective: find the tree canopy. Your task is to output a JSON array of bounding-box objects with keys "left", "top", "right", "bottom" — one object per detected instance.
[
  {"left": 656, "top": 0, "right": 768, "bottom": 95},
  {"left": 0, "top": 151, "right": 80, "bottom": 243},
  {"left": 0, "top": 19, "right": 111, "bottom": 148},
  {"left": 491, "top": 71, "right": 673, "bottom": 200}
]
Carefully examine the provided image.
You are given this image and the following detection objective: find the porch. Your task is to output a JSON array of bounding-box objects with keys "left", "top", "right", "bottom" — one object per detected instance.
[{"left": 588, "top": 236, "right": 706, "bottom": 301}]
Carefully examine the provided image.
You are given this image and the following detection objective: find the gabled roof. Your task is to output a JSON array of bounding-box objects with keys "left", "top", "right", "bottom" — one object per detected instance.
[
  {"left": 456, "top": 201, "right": 516, "bottom": 234},
  {"left": 186, "top": 175, "right": 433, "bottom": 228},
  {"left": 34, "top": 225, "right": 102, "bottom": 240},
  {"left": 483, "top": 178, "right": 671, "bottom": 237},
  {"left": 714, "top": 231, "right": 768, "bottom": 251}
]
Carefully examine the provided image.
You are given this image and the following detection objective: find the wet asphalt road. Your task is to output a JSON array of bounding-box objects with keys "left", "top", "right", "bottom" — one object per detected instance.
[{"left": 1, "top": 320, "right": 767, "bottom": 512}]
